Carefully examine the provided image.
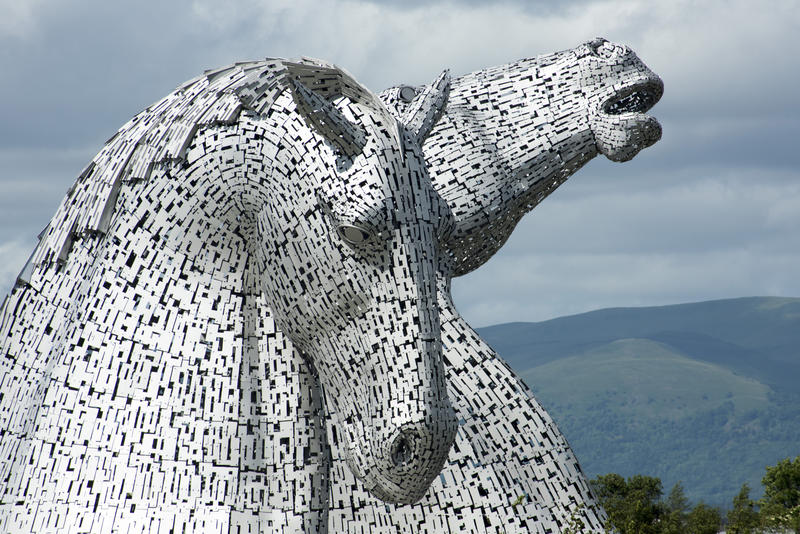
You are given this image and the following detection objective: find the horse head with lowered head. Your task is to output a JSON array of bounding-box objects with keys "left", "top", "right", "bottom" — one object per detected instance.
[
  {"left": 252, "top": 65, "right": 459, "bottom": 503},
  {"left": 0, "top": 58, "right": 461, "bottom": 531}
]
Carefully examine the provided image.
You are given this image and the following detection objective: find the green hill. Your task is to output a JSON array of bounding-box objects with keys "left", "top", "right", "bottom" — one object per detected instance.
[
  {"left": 522, "top": 338, "right": 771, "bottom": 420},
  {"left": 475, "top": 297, "right": 800, "bottom": 508},
  {"left": 479, "top": 296, "right": 800, "bottom": 392}
]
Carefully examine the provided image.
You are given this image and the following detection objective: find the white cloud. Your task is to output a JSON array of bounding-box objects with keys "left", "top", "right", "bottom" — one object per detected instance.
[
  {"left": 181, "top": 0, "right": 667, "bottom": 89},
  {"left": 0, "top": 0, "right": 46, "bottom": 39}
]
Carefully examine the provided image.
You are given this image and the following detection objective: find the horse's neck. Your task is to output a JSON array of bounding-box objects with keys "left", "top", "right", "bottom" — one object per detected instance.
[
  {"left": 0, "top": 162, "right": 332, "bottom": 530},
  {"left": 421, "top": 58, "right": 597, "bottom": 276}
]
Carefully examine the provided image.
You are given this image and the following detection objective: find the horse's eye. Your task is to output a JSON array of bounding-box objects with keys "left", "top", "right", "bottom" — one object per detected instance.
[{"left": 337, "top": 224, "right": 371, "bottom": 245}]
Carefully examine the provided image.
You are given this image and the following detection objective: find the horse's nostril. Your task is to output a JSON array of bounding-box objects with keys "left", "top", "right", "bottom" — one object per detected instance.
[{"left": 390, "top": 431, "right": 417, "bottom": 467}]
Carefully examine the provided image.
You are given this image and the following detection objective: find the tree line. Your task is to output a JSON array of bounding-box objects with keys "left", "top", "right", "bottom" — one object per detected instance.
[{"left": 584, "top": 455, "right": 800, "bottom": 533}]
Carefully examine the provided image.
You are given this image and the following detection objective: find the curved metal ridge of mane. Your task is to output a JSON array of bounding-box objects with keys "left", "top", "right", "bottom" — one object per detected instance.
[{"left": 21, "top": 57, "right": 365, "bottom": 287}]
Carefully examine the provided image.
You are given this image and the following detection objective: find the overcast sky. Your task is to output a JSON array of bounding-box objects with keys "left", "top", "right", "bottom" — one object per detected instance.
[{"left": 1, "top": 0, "right": 798, "bottom": 326}]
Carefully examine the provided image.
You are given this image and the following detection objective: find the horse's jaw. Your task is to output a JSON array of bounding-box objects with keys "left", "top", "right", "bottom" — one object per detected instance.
[
  {"left": 310, "top": 323, "right": 458, "bottom": 505},
  {"left": 583, "top": 41, "right": 664, "bottom": 162}
]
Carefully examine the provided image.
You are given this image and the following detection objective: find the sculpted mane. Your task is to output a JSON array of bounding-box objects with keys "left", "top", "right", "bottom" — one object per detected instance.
[{"left": 21, "top": 57, "right": 385, "bottom": 281}]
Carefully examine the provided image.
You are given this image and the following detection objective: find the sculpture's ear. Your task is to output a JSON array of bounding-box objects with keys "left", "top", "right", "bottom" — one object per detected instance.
[
  {"left": 288, "top": 77, "right": 367, "bottom": 158},
  {"left": 401, "top": 70, "right": 450, "bottom": 144}
]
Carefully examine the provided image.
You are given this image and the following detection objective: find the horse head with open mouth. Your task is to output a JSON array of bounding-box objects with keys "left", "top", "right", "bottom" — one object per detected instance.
[{"left": 387, "top": 37, "right": 664, "bottom": 276}]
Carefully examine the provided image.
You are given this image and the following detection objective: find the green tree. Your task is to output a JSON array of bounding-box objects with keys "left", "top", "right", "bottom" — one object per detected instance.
[
  {"left": 661, "top": 482, "right": 689, "bottom": 534},
  {"left": 686, "top": 502, "right": 721, "bottom": 534},
  {"left": 592, "top": 473, "right": 629, "bottom": 532},
  {"left": 727, "top": 483, "right": 759, "bottom": 534},
  {"left": 760, "top": 456, "right": 800, "bottom": 533},
  {"left": 591, "top": 473, "right": 663, "bottom": 534}
]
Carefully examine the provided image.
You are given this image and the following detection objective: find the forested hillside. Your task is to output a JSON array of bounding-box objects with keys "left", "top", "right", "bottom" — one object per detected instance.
[{"left": 476, "top": 297, "right": 800, "bottom": 507}]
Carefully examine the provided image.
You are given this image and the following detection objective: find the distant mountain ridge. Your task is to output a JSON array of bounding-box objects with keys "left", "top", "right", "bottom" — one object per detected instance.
[
  {"left": 476, "top": 297, "right": 800, "bottom": 507},
  {"left": 478, "top": 296, "right": 800, "bottom": 392}
]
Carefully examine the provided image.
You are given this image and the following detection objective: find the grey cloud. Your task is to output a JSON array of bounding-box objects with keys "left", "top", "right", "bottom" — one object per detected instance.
[
  {"left": 449, "top": 159, "right": 800, "bottom": 326},
  {"left": 0, "top": 1, "right": 203, "bottom": 148},
  {"left": 0, "top": 148, "right": 93, "bottom": 241},
  {"left": 508, "top": 168, "right": 800, "bottom": 255},
  {"left": 354, "top": 0, "right": 595, "bottom": 15},
  {"left": 0, "top": 241, "right": 30, "bottom": 299},
  {"left": 1, "top": 0, "right": 798, "bottom": 323},
  {"left": 641, "top": 117, "right": 800, "bottom": 171},
  {"left": 452, "top": 249, "right": 800, "bottom": 326}
]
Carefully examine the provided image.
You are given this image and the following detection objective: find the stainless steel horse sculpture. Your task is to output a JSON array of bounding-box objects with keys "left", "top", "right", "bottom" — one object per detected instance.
[{"left": 0, "top": 38, "right": 662, "bottom": 533}]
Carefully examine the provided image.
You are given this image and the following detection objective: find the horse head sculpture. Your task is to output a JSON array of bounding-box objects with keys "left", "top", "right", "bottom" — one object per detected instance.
[
  {"left": 382, "top": 37, "right": 664, "bottom": 275},
  {"left": 253, "top": 66, "right": 458, "bottom": 504},
  {"left": 0, "top": 38, "right": 662, "bottom": 533}
]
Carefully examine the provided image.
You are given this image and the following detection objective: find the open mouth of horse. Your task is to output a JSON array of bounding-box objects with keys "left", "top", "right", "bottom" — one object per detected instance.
[
  {"left": 601, "top": 77, "right": 663, "bottom": 116},
  {"left": 592, "top": 74, "right": 663, "bottom": 162}
]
